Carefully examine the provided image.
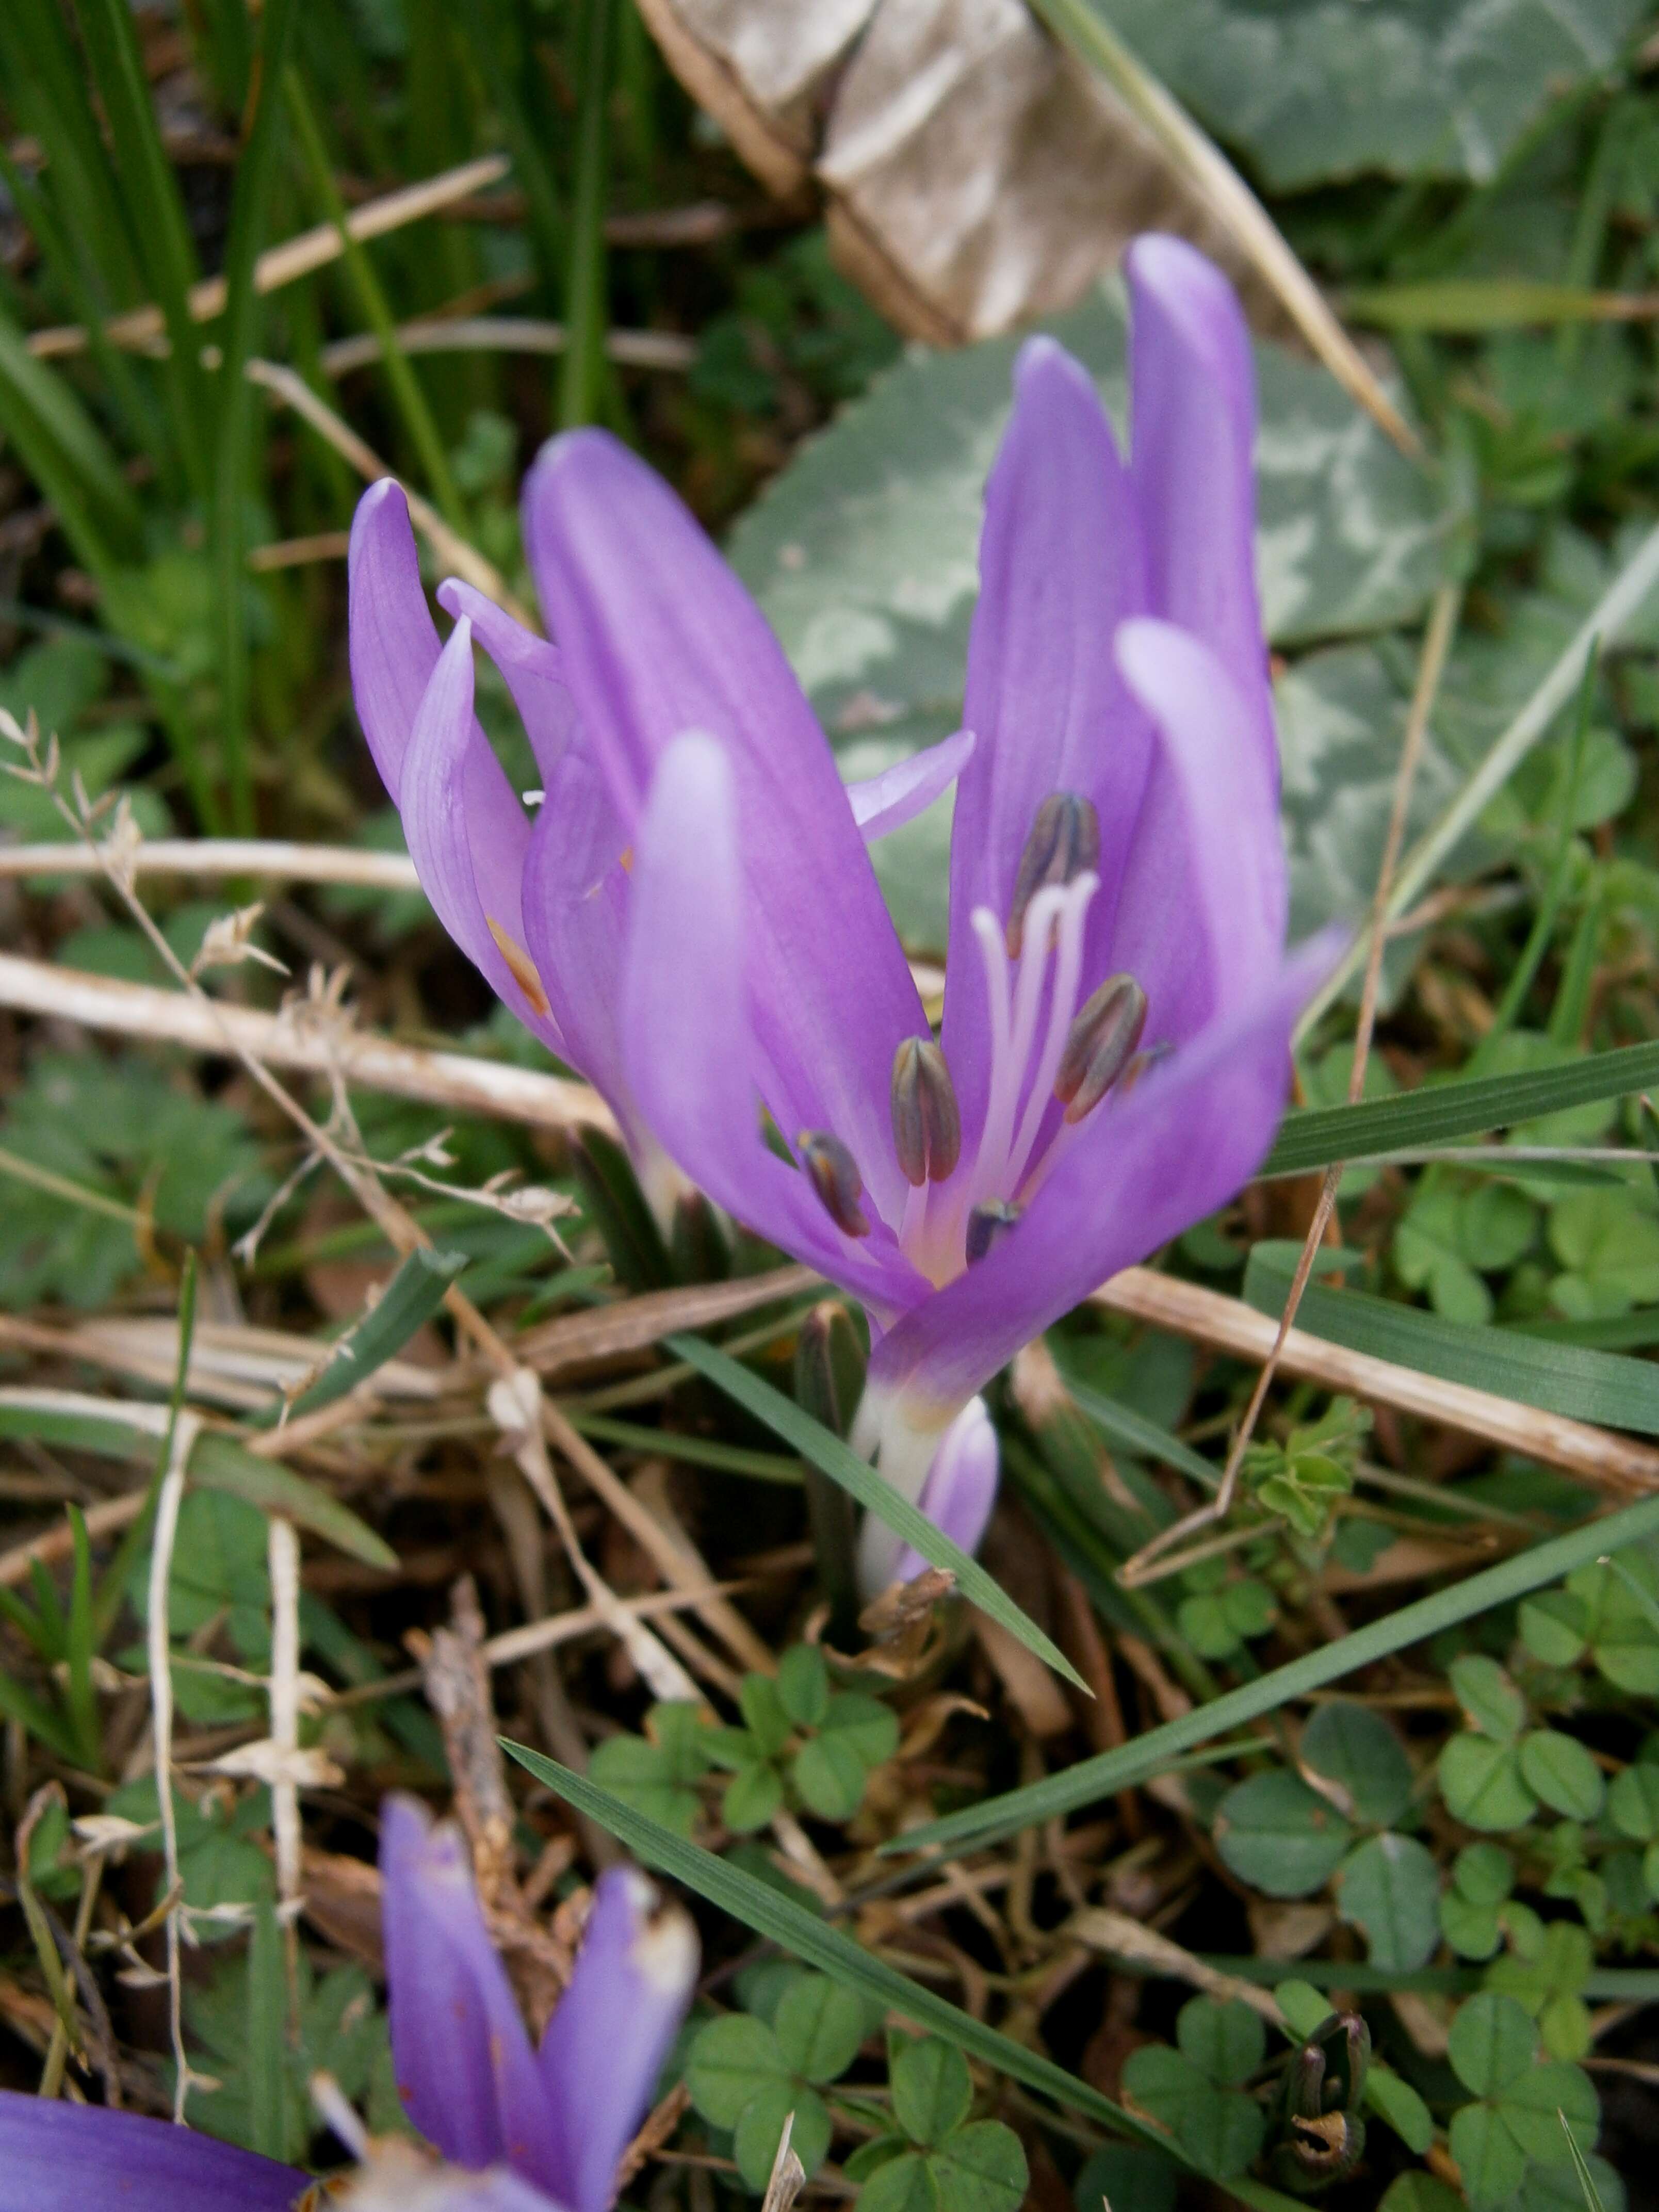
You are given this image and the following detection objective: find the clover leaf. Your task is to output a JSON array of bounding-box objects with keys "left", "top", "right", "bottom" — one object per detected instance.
[
  {"left": 845, "top": 2038, "right": 1027, "bottom": 2212},
  {"left": 1445, "top": 1993, "right": 1601, "bottom": 2211},
  {"left": 1337, "top": 1832, "right": 1442, "bottom": 1972},
  {"left": 1439, "top": 1843, "right": 1518, "bottom": 1960},
  {"left": 1485, "top": 1918, "right": 1596, "bottom": 2061},
  {"left": 1119, "top": 1999, "right": 1268, "bottom": 2181},
  {"left": 1302, "top": 1700, "right": 1415, "bottom": 1827},
  {"left": 685, "top": 1969, "right": 868, "bottom": 2190},
  {"left": 1214, "top": 1770, "right": 1355, "bottom": 1897},
  {"left": 589, "top": 1701, "right": 710, "bottom": 1837}
]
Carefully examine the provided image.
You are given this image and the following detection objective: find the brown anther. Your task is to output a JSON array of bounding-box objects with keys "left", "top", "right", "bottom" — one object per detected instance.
[
  {"left": 798, "top": 1130, "right": 870, "bottom": 1238},
  {"left": 965, "top": 1199, "right": 1020, "bottom": 1264},
  {"left": 486, "top": 917, "right": 551, "bottom": 1017},
  {"left": 1055, "top": 972, "right": 1148, "bottom": 1123},
  {"left": 1006, "top": 791, "right": 1100, "bottom": 956},
  {"left": 890, "top": 1036, "right": 962, "bottom": 1187}
]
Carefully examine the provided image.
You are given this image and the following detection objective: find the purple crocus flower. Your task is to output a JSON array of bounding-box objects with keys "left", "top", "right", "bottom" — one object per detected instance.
[
  {"left": 349, "top": 234, "right": 1337, "bottom": 1590},
  {"left": 0, "top": 1796, "right": 696, "bottom": 2212}
]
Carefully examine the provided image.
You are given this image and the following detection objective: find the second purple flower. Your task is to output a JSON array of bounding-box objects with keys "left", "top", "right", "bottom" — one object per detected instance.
[{"left": 350, "top": 234, "right": 1337, "bottom": 1590}]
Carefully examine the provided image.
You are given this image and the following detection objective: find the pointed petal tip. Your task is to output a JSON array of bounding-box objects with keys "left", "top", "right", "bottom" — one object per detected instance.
[
  {"left": 353, "top": 473, "right": 408, "bottom": 528},
  {"left": 1126, "top": 230, "right": 1229, "bottom": 297},
  {"left": 1126, "top": 233, "right": 1247, "bottom": 359},
  {"left": 1012, "top": 332, "right": 1099, "bottom": 409},
  {"left": 524, "top": 424, "right": 642, "bottom": 515}
]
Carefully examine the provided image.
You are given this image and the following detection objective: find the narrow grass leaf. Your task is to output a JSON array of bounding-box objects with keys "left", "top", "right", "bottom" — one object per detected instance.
[
  {"left": 501, "top": 1743, "right": 1304, "bottom": 2212},
  {"left": 285, "top": 67, "right": 465, "bottom": 528},
  {"left": 0, "top": 315, "right": 142, "bottom": 571},
  {"left": 251, "top": 1246, "right": 467, "bottom": 1428},
  {"left": 1263, "top": 1038, "right": 1659, "bottom": 1179},
  {"left": 887, "top": 1490, "right": 1659, "bottom": 1855},
  {"left": 572, "top": 1412, "right": 804, "bottom": 1484},
  {"left": 1055, "top": 1368, "right": 1221, "bottom": 1493},
  {"left": 190, "top": 1436, "right": 399, "bottom": 1571},
  {"left": 559, "top": 0, "right": 618, "bottom": 430},
  {"left": 64, "top": 1506, "right": 99, "bottom": 1768},
  {"left": 1243, "top": 1244, "right": 1659, "bottom": 1436},
  {"left": 245, "top": 1897, "right": 288, "bottom": 2162},
  {"left": 1557, "top": 2110, "right": 1607, "bottom": 2212},
  {"left": 73, "top": 0, "right": 212, "bottom": 492},
  {"left": 666, "top": 1334, "right": 1087, "bottom": 1693},
  {"left": 211, "top": 0, "right": 300, "bottom": 835}
]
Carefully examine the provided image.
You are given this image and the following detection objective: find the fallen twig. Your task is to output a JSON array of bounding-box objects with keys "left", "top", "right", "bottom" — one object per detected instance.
[
  {"left": 0, "top": 952, "right": 616, "bottom": 1137},
  {"left": 1096, "top": 1266, "right": 1659, "bottom": 1502}
]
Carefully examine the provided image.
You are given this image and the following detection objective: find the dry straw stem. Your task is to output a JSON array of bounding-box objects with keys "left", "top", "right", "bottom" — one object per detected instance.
[
  {"left": 266, "top": 1516, "right": 303, "bottom": 1923},
  {"left": 0, "top": 1311, "right": 442, "bottom": 1415},
  {"left": 318, "top": 315, "right": 696, "bottom": 378},
  {"left": 332, "top": 1579, "right": 758, "bottom": 1707},
  {"left": 244, "top": 359, "right": 533, "bottom": 623},
  {"left": 6, "top": 950, "right": 1659, "bottom": 1495},
  {"left": 1031, "top": 0, "right": 1420, "bottom": 458},
  {"left": 1095, "top": 1265, "right": 1659, "bottom": 1499},
  {"left": 0, "top": 951, "right": 617, "bottom": 1138},
  {"left": 25, "top": 155, "right": 511, "bottom": 361},
  {"left": 0, "top": 839, "right": 422, "bottom": 888},
  {"left": 515, "top": 1264, "right": 817, "bottom": 1378},
  {"left": 1066, "top": 1906, "right": 1284, "bottom": 2024}
]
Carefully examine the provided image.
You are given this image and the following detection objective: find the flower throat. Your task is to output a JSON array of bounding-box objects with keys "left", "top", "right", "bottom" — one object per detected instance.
[{"left": 798, "top": 792, "right": 1152, "bottom": 1284}]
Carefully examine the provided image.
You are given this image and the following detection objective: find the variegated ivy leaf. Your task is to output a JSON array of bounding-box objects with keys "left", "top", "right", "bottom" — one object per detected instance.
[{"left": 1088, "top": 0, "right": 1647, "bottom": 189}]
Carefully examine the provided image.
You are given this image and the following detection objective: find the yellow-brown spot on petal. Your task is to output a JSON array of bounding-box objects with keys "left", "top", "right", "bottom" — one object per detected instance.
[
  {"left": 619, "top": 844, "right": 635, "bottom": 874},
  {"left": 486, "top": 916, "right": 551, "bottom": 1017}
]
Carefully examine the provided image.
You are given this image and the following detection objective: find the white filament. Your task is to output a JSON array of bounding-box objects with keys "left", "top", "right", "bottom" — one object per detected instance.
[{"left": 967, "top": 871, "right": 1097, "bottom": 1212}]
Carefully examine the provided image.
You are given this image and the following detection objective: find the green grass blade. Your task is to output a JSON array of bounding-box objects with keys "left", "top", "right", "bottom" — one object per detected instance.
[
  {"left": 886, "top": 1489, "right": 1659, "bottom": 1856},
  {"left": 1345, "top": 279, "right": 1659, "bottom": 332},
  {"left": 285, "top": 67, "right": 466, "bottom": 529},
  {"left": 0, "top": 1415, "right": 396, "bottom": 1576},
  {"left": 501, "top": 1742, "right": 1303, "bottom": 2212},
  {"left": 0, "top": 313, "right": 143, "bottom": 572},
  {"left": 1053, "top": 1364, "right": 1222, "bottom": 1494},
  {"left": 0, "top": 136, "right": 168, "bottom": 474},
  {"left": 1243, "top": 1243, "right": 1659, "bottom": 1435},
  {"left": 251, "top": 1246, "right": 467, "bottom": 1430},
  {"left": 1557, "top": 2111, "right": 1607, "bottom": 2212},
  {"left": 72, "top": 0, "right": 212, "bottom": 494},
  {"left": 0, "top": 1666, "right": 80, "bottom": 1766},
  {"left": 0, "top": 0, "right": 144, "bottom": 309},
  {"left": 666, "top": 1333, "right": 1087, "bottom": 1693},
  {"left": 559, "top": 0, "right": 618, "bottom": 429},
  {"left": 245, "top": 1897, "right": 288, "bottom": 2159},
  {"left": 64, "top": 1506, "right": 99, "bottom": 1770},
  {"left": 188, "top": 1436, "right": 399, "bottom": 1572},
  {"left": 452, "top": 0, "right": 567, "bottom": 303},
  {"left": 211, "top": 0, "right": 300, "bottom": 836},
  {"left": 1262, "top": 1038, "right": 1659, "bottom": 1179},
  {"left": 571, "top": 1411, "right": 804, "bottom": 1484}
]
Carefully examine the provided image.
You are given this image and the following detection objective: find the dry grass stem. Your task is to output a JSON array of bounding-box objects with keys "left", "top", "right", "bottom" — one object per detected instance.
[{"left": 26, "top": 156, "right": 511, "bottom": 361}]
